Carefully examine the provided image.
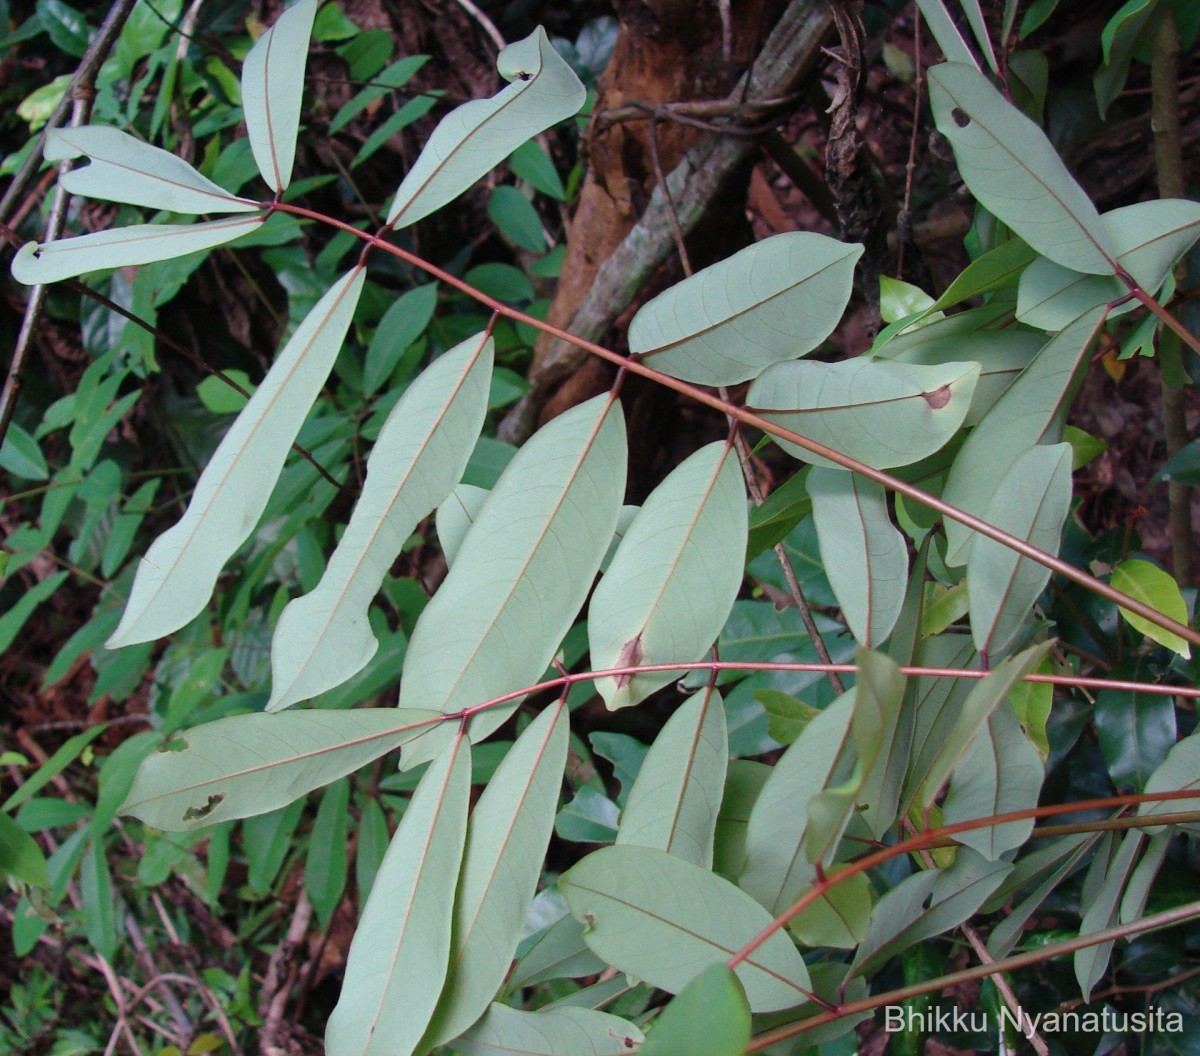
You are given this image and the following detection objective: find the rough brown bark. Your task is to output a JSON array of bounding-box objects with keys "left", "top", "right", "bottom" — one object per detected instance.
[{"left": 525, "top": 0, "right": 787, "bottom": 425}]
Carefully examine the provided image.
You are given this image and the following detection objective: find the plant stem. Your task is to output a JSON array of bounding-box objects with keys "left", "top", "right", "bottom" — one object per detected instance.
[
  {"left": 727, "top": 791, "right": 1200, "bottom": 977},
  {"left": 1151, "top": 7, "right": 1194, "bottom": 584},
  {"left": 744, "top": 900, "right": 1200, "bottom": 1051},
  {"left": 270, "top": 200, "right": 1200, "bottom": 651}
]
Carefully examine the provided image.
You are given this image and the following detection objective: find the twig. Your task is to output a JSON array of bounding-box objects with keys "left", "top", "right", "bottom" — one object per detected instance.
[
  {"left": 260, "top": 886, "right": 313, "bottom": 1056},
  {"left": 95, "top": 954, "right": 147, "bottom": 1056},
  {"left": 0, "top": 0, "right": 139, "bottom": 225},
  {"left": 896, "top": 8, "right": 923, "bottom": 278},
  {"left": 745, "top": 900, "right": 1200, "bottom": 1051},
  {"left": 961, "top": 923, "right": 1049, "bottom": 1056},
  {"left": 452, "top": 0, "right": 506, "bottom": 53},
  {"left": 1151, "top": 8, "right": 1193, "bottom": 584}
]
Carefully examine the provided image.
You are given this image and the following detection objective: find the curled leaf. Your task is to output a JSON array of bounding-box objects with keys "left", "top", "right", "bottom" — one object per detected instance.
[{"left": 387, "top": 27, "right": 585, "bottom": 228}]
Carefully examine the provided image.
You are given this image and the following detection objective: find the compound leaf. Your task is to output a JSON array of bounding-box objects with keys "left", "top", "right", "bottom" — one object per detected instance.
[
  {"left": 107, "top": 268, "right": 365, "bottom": 647},
  {"left": 589, "top": 441, "right": 746, "bottom": 710},
  {"left": 929, "top": 62, "right": 1116, "bottom": 274},
  {"left": 424, "top": 702, "right": 569, "bottom": 1047},
  {"left": 120, "top": 708, "right": 439, "bottom": 832},
  {"left": 628, "top": 233, "right": 862, "bottom": 386},
  {"left": 242, "top": 0, "right": 319, "bottom": 192},
  {"left": 49, "top": 126, "right": 259, "bottom": 214},
  {"left": 12, "top": 215, "right": 266, "bottom": 285},
  {"left": 387, "top": 27, "right": 585, "bottom": 227},
  {"left": 267, "top": 332, "right": 493, "bottom": 710},
  {"left": 967, "top": 443, "right": 1072, "bottom": 657},
  {"left": 560, "top": 844, "right": 812, "bottom": 1013},
  {"left": 747, "top": 358, "right": 978, "bottom": 470},
  {"left": 615, "top": 687, "right": 728, "bottom": 868},
  {"left": 809, "top": 468, "right": 908, "bottom": 648},
  {"left": 326, "top": 737, "right": 471, "bottom": 1056}
]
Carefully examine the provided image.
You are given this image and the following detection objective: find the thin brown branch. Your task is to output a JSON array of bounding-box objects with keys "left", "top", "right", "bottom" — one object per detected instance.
[
  {"left": 745, "top": 900, "right": 1200, "bottom": 1051},
  {"left": 1151, "top": 8, "right": 1194, "bottom": 583}
]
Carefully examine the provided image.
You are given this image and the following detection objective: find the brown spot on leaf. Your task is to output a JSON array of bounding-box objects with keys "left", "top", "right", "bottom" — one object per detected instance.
[
  {"left": 924, "top": 385, "right": 952, "bottom": 410},
  {"left": 614, "top": 636, "right": 644, "bottom": 688}
]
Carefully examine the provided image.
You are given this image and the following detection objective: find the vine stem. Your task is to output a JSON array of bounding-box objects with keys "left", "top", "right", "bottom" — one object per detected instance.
[
  {"left": 744, "top": 899, "right": 1200, "bottom": 1051},
  {"left": 268, "top": 200, "right": 1200, "bottom": 650},
  {"left": 440, "top": 659, "right": 1200, "bottom": 728},
  {"left": 726, "top": 788, "right": 1200, "bottom": 974}
]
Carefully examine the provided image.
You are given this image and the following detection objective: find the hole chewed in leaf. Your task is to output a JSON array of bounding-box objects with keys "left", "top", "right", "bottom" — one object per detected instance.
[
  {"left": 158, "top": 735, "right": 189, "bottom": 753},
  {"left": 183, "top": 793, "right": 225, "bottom": 822},
  {"left": 924, "top": 385, "right": 952, "bottom": 410},
  {"left": 951, "top": 107, "right": 970, "bottom": 127},
  {"left": 613, "top": 635, "right": 644, "bottom": 688}
]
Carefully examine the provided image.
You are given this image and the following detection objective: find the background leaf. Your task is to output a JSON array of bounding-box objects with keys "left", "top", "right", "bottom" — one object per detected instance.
[
  {"left": 306, "top": 777, "right": 349, "bottom": 927},
  {"left": 1111, "top": 558, "right": 1192, "bottom": 658}
]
